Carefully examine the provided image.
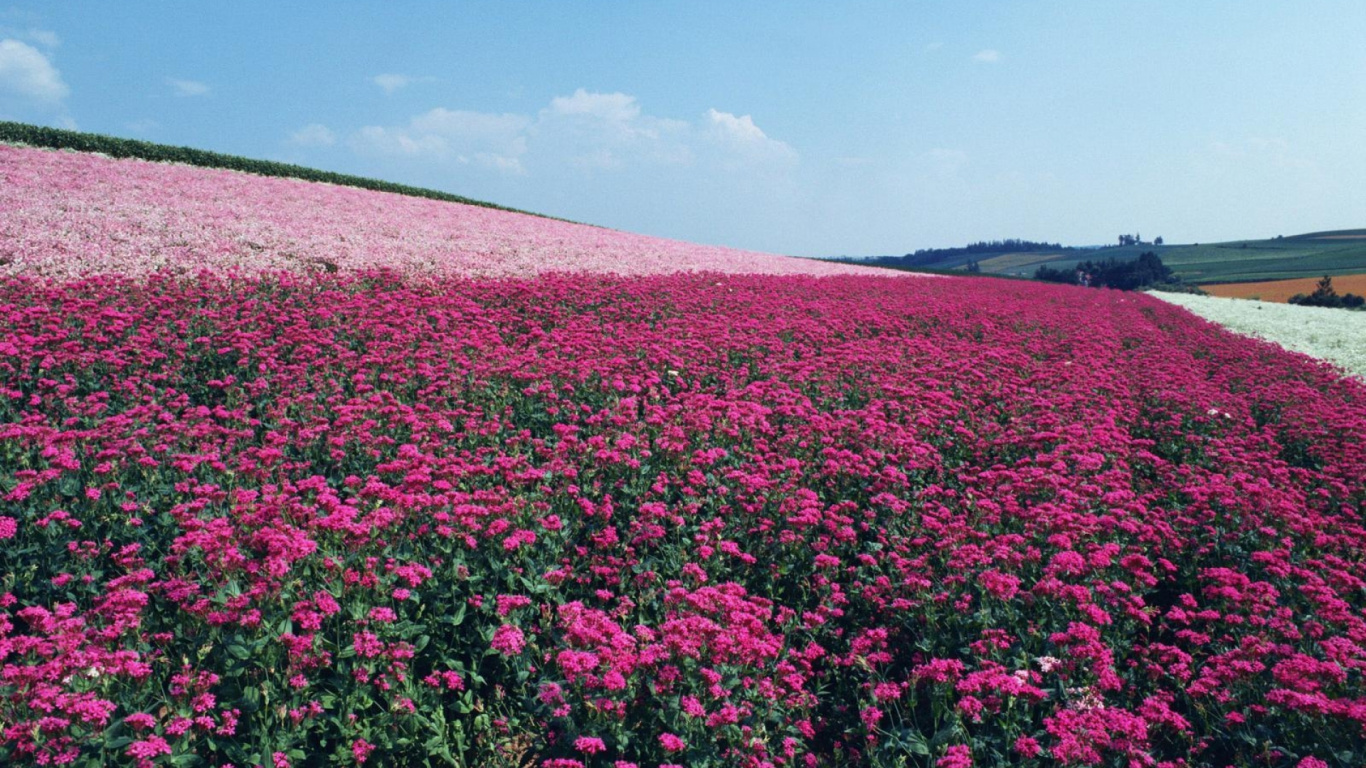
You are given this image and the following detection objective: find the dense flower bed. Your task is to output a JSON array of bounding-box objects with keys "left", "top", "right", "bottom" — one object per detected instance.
[
  {"left": 0, "top": 144, "right": 882, "bottom": 280},
  {"left": 2, "top": 271, "right": 1363, "bottom": 767}
]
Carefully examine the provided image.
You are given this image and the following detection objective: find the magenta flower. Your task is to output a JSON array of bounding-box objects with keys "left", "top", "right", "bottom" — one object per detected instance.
[
  {"left": 659, "top": 733, "right": 687, "bottom": 752},
  {"left": 352, "top": 738, "right": 376, "bottom": 764},
  {"left": 573, "top": 736, "right": 607, "bottom": 754},
  {"left": 937, "top": 744, "right": 972, "bottom": 768},
  {"left": 491, "top": 624, "right": 526, "bottom": 656}
]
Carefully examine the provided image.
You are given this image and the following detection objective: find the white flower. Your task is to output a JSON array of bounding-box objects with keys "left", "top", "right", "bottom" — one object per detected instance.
[{"left": 1149, "top": 292, "right": 1366, "bottom": 380}]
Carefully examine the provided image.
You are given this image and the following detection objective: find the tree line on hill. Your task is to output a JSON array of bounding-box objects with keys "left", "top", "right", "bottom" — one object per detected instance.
[
  {"left": 862, "top": 239, "right": 1070, "bottom": 268},
  {"left": 1033, "top": 251, "right": 1180, "bottom": 291}
]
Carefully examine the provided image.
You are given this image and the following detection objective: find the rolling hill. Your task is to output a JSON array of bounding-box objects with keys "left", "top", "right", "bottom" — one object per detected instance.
[{"left": 854, "top": 231, "right": 1366, "bottom": 285}]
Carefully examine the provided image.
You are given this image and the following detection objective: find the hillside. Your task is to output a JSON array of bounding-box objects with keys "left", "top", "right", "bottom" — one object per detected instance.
[
  {"left": 0, "top": 141, "right": 883, "bottom": 280},
  {"left": 858, "top": 231, "right": 1366, "bottom": 284}
]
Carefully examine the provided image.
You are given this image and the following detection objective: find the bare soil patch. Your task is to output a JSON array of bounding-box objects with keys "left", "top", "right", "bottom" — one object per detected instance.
[{"left": 1203, "top": 273, "right": 1366, "bottom": 302}]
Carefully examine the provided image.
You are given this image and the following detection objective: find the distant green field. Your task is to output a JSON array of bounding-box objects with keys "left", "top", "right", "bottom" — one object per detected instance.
[{"left": 969, "top": 231, "right": 1366, "bottom": 283}]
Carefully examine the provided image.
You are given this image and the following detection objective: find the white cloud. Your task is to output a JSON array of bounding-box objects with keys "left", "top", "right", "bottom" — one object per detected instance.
[
  {"left": 353, "top": 108, "right": 530, "bottom": 173},
  {"left": 26, "top": 28, "right": 58, "bottom": 48},
  {"left": 289, "top": 123, "right": 337, "bottom": 147},
  {"left": 973, "top": 49, "right": 1001, "bottom": 63},
  {"left": 706, "top": 109, "right": 767, "bottom": 143},
  {"left": 350, "top": 89, "right": 796, "bottom": 178},
  {"left": 0, "top": 24, "right": 58, "bottom": 48},
  {"left": 370, "top": 74, "right": 438, "bottom": 94},
  {"left": 371, "top": 74, "right": 410, "bottom": 94},
  {"left": 167, "top": 78, "right": 209, "bottom": 96},
  {"left": 548, "top": 89, "right": 641, "bottom": 123},
  {"left": 703, "top": 108, "right": 797, "bottom": 167},
  {"left": 0, "top": 38, "right": 67, "bottom": 102},
  {"left": 535, "top": 90, "right": 692, "bottom": 168}
]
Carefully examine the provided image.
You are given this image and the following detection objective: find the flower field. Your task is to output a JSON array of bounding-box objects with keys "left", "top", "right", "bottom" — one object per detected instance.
[
  {"left": 0, "top": 144, "right": 880, "bottom": 280},
  {"left": 2, "top": 146, "right": 1366, "bottom": 768}
]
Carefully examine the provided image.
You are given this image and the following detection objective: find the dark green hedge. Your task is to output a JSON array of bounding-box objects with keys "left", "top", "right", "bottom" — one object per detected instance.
[{"left": 0, "top": 120, "right": 544, "bottom": 218}]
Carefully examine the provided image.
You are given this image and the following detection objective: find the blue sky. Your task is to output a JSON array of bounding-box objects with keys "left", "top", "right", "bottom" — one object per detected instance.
[{"left": 2, "top": 1, "right": 1364, "bottom": 256}]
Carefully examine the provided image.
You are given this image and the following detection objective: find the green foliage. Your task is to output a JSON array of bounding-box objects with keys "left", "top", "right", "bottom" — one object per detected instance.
[
  {"left": 1035, "top": 252, "right": 1178, "bottom": 291},
  {"left": 0, "top": 121, "right": 549, "bottom": 220}
]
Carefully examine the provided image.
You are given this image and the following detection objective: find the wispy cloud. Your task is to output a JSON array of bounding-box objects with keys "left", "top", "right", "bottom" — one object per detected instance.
[
  {"left": 0, "top": 38, "right": 68, "bottom": 102},
  {"left": 351, "top": 89, "right": 798, "bottom": 180},
  {"left": 370, "top": 74, "right": 410, "bottom": 94},
  {"left": 369, "top": 74, "right": 438, "bottom": 94},
  {"left": 352, "top": 108, "right": 531, "bottom": 173},
  {"left": 973, "top": 49, "right": 1001, "bottom": 63},
  {"left": 353, "top": 89, "right": 797, "bottom": 179},
  {"left": 166, "top": 77, "right": 209, "bottom": 97},
  {"left": 0, "top": 24, "right": 58, "bottom": 48},
  {"left": 289, "top": 123, "right": 337, "bottom": 147},
  {"left": 25, "top": 28, "right": 58, "bottom": 48},
  {"left": 703, "top": 108, "right": 797, "bottom": 169}
]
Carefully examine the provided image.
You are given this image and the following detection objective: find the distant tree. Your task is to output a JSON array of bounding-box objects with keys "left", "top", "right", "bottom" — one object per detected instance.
[
  {"left": 1289, "top": 275, "right": 1365, "bottom": 309},
  {"left": 1311, "top": 275, "right": 1337, "bottom": 302},
  {"left": 882, "top": 239, "right": 1069, "bottom": 268},
  {"left": 1038, "top": 251, "right": 1174, "bottom": 291},
  {"left": 1033, "top": 264, "right": 1076, "bottom": 284},
  {"left": 965, "top": 259, "right": 981, "bottom": 273},
  {"left": 1154, "top": 236, "right": 1164, "bottom": 246}
]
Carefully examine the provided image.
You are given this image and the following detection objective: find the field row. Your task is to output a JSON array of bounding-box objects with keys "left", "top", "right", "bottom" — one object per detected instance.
[{"left": 1202, "top": 274, "right": 1366, "bottom": 303}]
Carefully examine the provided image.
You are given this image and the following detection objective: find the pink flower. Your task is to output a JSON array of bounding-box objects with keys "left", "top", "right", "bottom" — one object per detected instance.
[
  {"left": 352, "top": 738, "right": 376, "bottom": 764},
  {"left": 127, "top": 736, "right": 172, "bottom": 764},
  {"left": 659, "top": 733, "right": 687, "bottom": 752},
  {"left": 0, "top": 517, "right": 16, "bottom": 539},
  {"left": 491, "top": 624, "right": 526, "bottom": 656},
  {"left": 352, "top": 632, "right": 384, "bottom": 658},
  {"left": 1013, "top": 736, "right": 1041, "bottom": 758},
  {"left": 124, "top": 712, "right": 156, "bottom": 730},
  {"left": 937, "top": 744, "right": 972, "bottom": 768},
  {"left": 574, "top": 736, "right": 606, "bottom": 754}
]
